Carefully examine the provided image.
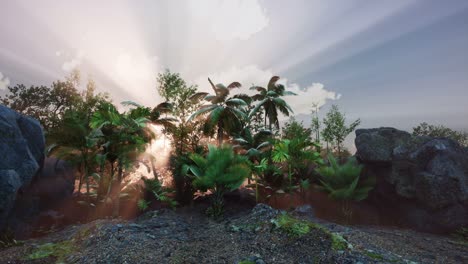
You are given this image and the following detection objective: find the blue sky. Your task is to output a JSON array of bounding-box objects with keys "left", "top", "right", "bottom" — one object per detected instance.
[{"left": 1, "top": 0, "right": 467, "bottom": 145}]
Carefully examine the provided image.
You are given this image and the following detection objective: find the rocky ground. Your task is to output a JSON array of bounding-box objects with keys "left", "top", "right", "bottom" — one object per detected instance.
[{"left": 0, "top": 198, "right": 466, "bottom": 264}]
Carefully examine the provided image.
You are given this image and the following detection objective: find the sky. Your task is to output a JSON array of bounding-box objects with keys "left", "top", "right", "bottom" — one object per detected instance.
[{"left": 1, "top": 0, "right": 468, "bottom": 149}]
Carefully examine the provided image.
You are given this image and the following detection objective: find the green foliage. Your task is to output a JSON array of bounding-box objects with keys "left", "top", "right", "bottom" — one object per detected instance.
[
  {"left": 233, "top": 127, "right": 272, "bottom": 161},
  {"left": 26, "top": 241, "right": 73, "bottom": 262},
  {"left": 0, "top": 70, "right": 108, "bottom": 134},
  {"left": 282, "top": 117, "right": 313, "bottom": 143},
  {"left": 249, "top": 76, "right": 296, "bottom": 130},
  {"left": 316, "top": 155, "right": 373, "bottom": 201},
  {"left": 271, "top": 138, "right": 322, "bottom": 192},
  {"left": 184, "top": 145, "right": 251, "bottom": 217},
  {"left": 189, "top": 78, "right": 248, "bottom": 145},
  {"left": 413, "top": 122, "right": 468, "bottom": 146},
  {"left": 137, "top": 199, "right": 150, "bottom": 211},
  {"left": 322, "top": 105, "right": 360, "bottom": 158},
  {"left": 141, "top": 177, "right": 178, "bottom": 209},
  {"left": 170, "top": 147, "right": 205, "bottom": 204}
]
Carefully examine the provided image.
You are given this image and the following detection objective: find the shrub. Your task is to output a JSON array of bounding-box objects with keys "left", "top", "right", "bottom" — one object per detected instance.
[
  {"left": 316, "top": 155, "right": 373, "bottom": 202},
  {"left": 141, "top": 177, "right": 177, "bottom": 209},
  {"left": 413, "top": 122, "right": 468, "bottom": 146},
  {"left": 316, "top": 155, "right": 374, "bottom": 222},
  {"left": 184, "top": 145, "right": 251, "bottom": 218}
]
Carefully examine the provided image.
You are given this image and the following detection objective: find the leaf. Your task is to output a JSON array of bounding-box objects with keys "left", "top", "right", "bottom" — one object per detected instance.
[{"left": 227, "top": 82, "right": 242, "bottom": 89}]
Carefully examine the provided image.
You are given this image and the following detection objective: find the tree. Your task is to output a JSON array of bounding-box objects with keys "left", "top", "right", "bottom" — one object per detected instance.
[
  {"left": 282, "top": 117, "right": 313, "bottom": 144},
  {"left": 47, "top": 76, "right": 110, "bottom": 198},
  {"left": 310, "top": 103, "right": 321, "bottom": 143},
  {"left": 49, "top": 109, "right": 103, "bottom": 198},
  {"left": 0, "top": 70, "right": 98, "bottom": 134},
  {"left": 412, "top": 122, "right": 468, "bottom": 146},
  {"left": 183, "top": 145, "right": 251, "bottom": 217},
  {"left": 189, "top": 78, "right": 248, "bottom": 145},
  {"left": 91, "top": 102, "right": 154, "bottom": 217},
  {"left": 156, "top": 70, "right": 202, "bottom": 154},
  {"left": 322, "top": 105, "right": 360, "bottom": 159},
  {"left": 233, "top": 127, "right": 272, "bottom": 162},
  {"left": 249, "top": 76, "right": 296, "bottom": 131}
]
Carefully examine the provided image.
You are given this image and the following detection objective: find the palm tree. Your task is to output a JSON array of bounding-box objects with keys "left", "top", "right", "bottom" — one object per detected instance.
[
  {"left": 91, "top": 102, "right": 154, "bottom": 217},
  {"left": 233, "top": 127, "right": 272, "bottom": 162},
  {"left": 249, "top": 76, "right": 296, "bottom": 130},
  {"left": 189, "top": 78, "right": 248, "bottom": 145},
  {"left": 48, "top": 109, "right": 103, "bottom": 198}
]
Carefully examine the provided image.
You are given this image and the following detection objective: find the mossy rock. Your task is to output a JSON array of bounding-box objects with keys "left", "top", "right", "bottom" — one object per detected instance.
[{"left": 270, "top": 213, "right": 351, "bottom": 251}]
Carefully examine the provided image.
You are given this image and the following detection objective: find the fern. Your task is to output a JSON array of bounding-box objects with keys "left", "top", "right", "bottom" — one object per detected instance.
[{"left": 316, "top": 155, "right": 374, "bottom": 202}]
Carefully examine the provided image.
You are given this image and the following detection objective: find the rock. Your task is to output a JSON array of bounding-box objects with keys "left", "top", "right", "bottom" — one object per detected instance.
[
  {"left": 355, "top": 127, "right": 468, "bottom": 232},
  {"left": 293, "top": 204, "right": 315, "bottom": 217},
  {"left": 0, "top": 105, "right": 45, "bottom": 231},
  {"left": 31, "top": 157, "right": 75, "bottom": 207}
]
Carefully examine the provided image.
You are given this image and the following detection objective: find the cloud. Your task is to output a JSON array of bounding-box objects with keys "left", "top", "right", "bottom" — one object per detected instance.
[
  {"left": 189, "top": 0, "right": 269, "bottom": 40},
  {"left": 62, "top": 50, "right": 85, "bottom": 72},
  {"left": 0, "top": 72, "right": 10, "bottom": 90},
  {"left": 194, "top": 65, "right": 340, "bottom": 116}
]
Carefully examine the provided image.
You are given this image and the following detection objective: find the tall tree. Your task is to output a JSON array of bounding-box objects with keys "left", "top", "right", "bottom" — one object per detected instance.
[
  {"left": 310, "top": 103, "right": 321, "bottom": 143},
  {"left": 91, "top": 102, "right": 153, "bottom": 217},
  {"left": 322, "top": 105, "right": 360, "bottom": 159},
  {"left": 189, "top": 78, "right": 248, "bottom": 145},
  {"left": 249, "top": 76, "right": 296, "bottom": 131},
  {"left": 156, "top": 70, "right": 202, "bottom": 154}
]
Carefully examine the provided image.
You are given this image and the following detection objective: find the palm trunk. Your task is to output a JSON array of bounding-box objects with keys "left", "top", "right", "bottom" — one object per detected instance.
[
  {"left": 83, "top": 153, "right": 90, "bottom": 198},
  {"left": 217, "top": 120, "right": 223, "bottom": 146},
  {"left": 77, "top": 164, "right": 83, "bottom": 194},
  {"left": 112, "top": 162, "right": 123, "bottom": 218}
]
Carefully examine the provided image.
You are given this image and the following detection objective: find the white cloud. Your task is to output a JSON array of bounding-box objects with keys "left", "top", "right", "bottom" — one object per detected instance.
[
  {"left": 0, "top": 72, "right": 10, "bottom": 90},
  {"left": 189, "top": 0, "right": 269, "bottom": 40},
  {"left": 62, "top": 50, "right": 85, "bottom": 72},
  {"left": 194, "top": 65, "right": 340, "bottom": 116}
]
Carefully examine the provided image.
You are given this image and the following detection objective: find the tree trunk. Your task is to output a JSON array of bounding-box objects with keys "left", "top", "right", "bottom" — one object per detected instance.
[
  {"left": 77, "top": 164, "right": 83, "bottom": 194},
  {"left": 84, "top": 153, "right": 90, "bottom": 198},
  {"left": 337, "top": 143, "right": 341, "bottom": 163},
  {"left": 112, "top": 162, "right": 123, "bottom": 218},
  {"left": 217, "top": 120, "right": 223, "bottom": 146}
]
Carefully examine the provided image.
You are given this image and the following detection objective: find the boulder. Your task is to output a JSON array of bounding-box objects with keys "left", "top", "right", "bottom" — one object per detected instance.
[
  {"left": 0, "top": 105, "right": 45, "bottom": 231},
  {"left": 355, "top": 127, "right": 468, "bottom": 232}
]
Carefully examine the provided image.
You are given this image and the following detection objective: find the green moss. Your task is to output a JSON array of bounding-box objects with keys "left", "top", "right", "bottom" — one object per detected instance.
[
  {"left": 26, "top": 240, "right": 73, "bottom": 262},
  {"left": 238, "top": 261, "right": 255, "bottom": 264},
  {"left": 330, "top": 233, "right": 348, "bottom": 251},
  {"left": 364, "top": 250, "right": 384, "bottom": 260},
  {"left": 270, "top": 213, "right": 352, "bottom": 251},
  {"left": 271, "top": 213, "right": 311, "bottom": 237}
]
